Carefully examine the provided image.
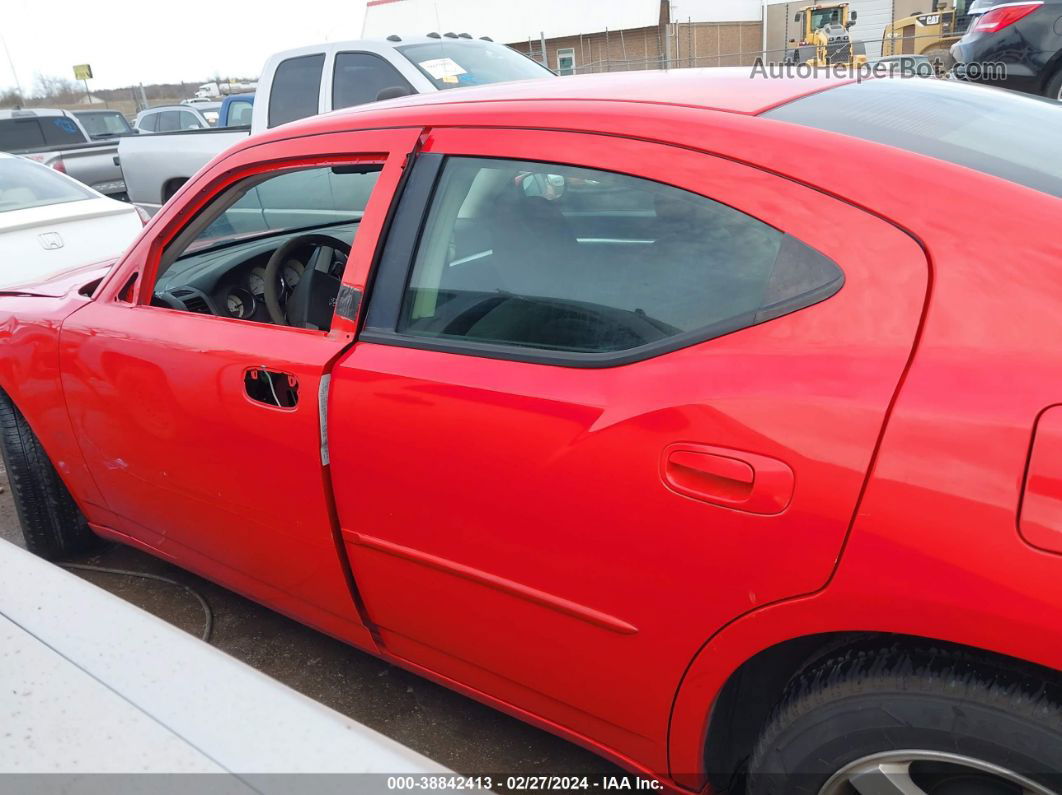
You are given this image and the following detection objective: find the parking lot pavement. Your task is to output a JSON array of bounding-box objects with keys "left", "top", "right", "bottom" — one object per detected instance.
[{"left": 0, "top": 467, "right": 624, "bottom": 778}]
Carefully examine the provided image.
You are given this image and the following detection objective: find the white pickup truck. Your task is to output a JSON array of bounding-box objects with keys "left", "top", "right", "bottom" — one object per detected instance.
[{"left": 120, "top": 34, "right": 552, "bottom": 214}]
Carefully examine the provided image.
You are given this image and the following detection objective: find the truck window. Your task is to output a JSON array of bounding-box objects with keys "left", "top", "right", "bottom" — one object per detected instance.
[
  {"left": 0, "top": 117, "right": 84, "bottom": 150},
  {"left": 227, "top": 100, "right": 253, "bottom": 127},
  {"left": 40, "top": 117, "right": 87, "bottom": 146},
  {"left": 396, "top": 40, "right": 551, "bottom": 90},
  {"left": 269, "top": 54, "right": 324, "bottom": 128},
  {"left": 76, "top": 111, "right": 132, "bottom": 138},
  {"left": 0, "top": 119, "right": 46, "bottom": 150},
  {"left": 333, "top": 52, "right": 415, "bottom": 109}
]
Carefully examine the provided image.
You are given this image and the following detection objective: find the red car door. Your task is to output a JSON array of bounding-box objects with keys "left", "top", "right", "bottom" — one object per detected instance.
[
  {"left": 59, "top": 128, "right": 421, "bottom": 649},
  {"left": 327, "top": 127, "right": 929, "bottom": 765}
]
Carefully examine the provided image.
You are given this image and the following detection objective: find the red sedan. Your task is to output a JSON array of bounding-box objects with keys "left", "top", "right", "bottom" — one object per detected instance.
[{"left": 3, "top": 70, "right": 1062, "bottom": 794}]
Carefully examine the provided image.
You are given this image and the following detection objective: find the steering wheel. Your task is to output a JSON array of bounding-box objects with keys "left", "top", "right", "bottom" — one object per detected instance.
[{"left": 262, "top": 233, "right": 351, "bottom": 327}]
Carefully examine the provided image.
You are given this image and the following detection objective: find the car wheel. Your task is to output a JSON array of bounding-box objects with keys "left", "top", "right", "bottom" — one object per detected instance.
[
  {"left": 746, "top": 645, "right": 1062, "bottom": 795},
  {"left": 0, "top": 393, "right": 98, "bottom": 559}
]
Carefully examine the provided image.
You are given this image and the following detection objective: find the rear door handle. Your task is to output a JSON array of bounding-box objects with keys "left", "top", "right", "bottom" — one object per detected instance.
[{"left": 661, "top": 443, "right": 793, "bottom": 515}]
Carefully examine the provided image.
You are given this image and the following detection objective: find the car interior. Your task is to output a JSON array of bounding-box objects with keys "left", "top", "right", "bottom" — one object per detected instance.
[{"left": 153, "top": 165, "right": 380, "bottom": 331}]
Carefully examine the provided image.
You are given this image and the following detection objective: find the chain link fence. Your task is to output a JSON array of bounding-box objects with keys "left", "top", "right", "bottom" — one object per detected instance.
[{"left": 556, "top": 30, "right": 959, "bottom": 75}]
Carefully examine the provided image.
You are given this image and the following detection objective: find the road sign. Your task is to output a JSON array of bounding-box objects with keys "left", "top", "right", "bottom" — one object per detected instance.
[{"left": 73, "top": 64, "right": 93, "bottom": 80}]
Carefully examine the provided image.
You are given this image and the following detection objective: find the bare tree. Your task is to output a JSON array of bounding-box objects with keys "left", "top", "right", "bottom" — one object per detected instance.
[
  {"left": 32, "top": 73, "right": 81, "bottom": 102},
  {"left": 0, "top": 86, "right": 23, "bottom": 108}
]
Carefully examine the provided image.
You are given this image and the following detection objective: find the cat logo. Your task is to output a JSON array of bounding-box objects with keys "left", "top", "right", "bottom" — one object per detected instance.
[{"left": 37, "top": 232, "right": 64, "bottom": 251}]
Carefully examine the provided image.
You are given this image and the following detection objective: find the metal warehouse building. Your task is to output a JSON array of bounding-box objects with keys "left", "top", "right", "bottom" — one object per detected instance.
[{"left": 363, "top": 0, "right": 931, "bottom": 71}]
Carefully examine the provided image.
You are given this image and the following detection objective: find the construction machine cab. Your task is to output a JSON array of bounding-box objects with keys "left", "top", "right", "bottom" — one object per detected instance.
[
  {"left": 788, "top": 3, "right": 869, "bottom": 68},
  {"left": 797, "top": 4, "right": 857, "bottom": 40}
]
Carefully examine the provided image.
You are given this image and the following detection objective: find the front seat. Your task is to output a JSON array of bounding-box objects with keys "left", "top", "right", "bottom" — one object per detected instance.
[{"left": 488, "top": 195, "right": 580, "bottom": 300}]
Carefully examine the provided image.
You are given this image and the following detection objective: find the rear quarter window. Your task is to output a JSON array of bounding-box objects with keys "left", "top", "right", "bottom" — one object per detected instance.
[
  {"left": 387, "top": 156, "right": 844, "bottom": 365},
  {"left": 763, "top": 79, "right": 1062, "bottom": 199},
  {"left": 177, "top": 111, "right": 202, "bottom": 130}
]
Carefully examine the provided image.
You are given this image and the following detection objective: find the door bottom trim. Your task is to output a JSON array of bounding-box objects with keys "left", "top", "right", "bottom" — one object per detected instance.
[{"left": 345, "top": 531, "right": 639, "bottom": 636}]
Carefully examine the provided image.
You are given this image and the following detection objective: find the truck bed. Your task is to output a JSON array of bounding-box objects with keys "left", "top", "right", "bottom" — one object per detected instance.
[{"left": 118, "top": 126, "right": 250, "bottom": 214}]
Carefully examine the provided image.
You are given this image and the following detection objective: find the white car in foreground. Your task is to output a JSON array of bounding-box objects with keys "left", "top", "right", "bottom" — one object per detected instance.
[
  {"left": 0, "top": 152, "right": 141, "bottom": 291},
  {"left": 0, "top": 540, "right": 448, "bottom": 781}
]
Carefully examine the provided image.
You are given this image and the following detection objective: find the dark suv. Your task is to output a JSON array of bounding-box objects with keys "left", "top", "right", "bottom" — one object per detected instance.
[{"left": 951, "top": 0, "right": 1062, "bottom": 98}]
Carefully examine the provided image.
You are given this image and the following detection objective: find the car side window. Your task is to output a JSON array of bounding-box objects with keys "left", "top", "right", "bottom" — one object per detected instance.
[
  {"left": 269, "top": 54, "right": 324, "bottom": 128},
  {"left": 178, "top": 111, "right": 201, "bottom": 130},
  {"left": 150, "top": 164, "right": 381, "bottom": 330},
  {"left": 394, "top": 157, "right": 843, "bottom": 361},
  {"left": 333, "top": 52, "right": 415, "bottom": 109},
  {"left": 158, "top": 111, "right": 180, "bottom": 133},
  {"left": 139, "top": 113, "right": 157, "bottom": 132}
]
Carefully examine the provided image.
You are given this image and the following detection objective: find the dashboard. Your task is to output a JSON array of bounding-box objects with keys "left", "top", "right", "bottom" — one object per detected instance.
[{"left": 153, "top": 224, "right": 356, "bottom": 324}]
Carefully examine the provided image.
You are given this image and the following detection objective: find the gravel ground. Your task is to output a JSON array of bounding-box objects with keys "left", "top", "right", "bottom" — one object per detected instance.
[{"left": 0, "top": 464, "right": 624, "bottom": 778}]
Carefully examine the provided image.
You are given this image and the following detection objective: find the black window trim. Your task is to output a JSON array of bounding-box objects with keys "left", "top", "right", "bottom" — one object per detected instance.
[
  {"left": 332, "top": 50, "right": 416, "bottom": 109},
  {"left": 360, "top": 153, "right": 845, "bottom": 370}
]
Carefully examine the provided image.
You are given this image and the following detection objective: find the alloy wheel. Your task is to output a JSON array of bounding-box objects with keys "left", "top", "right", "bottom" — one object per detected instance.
[{"left": 818, "top": 750, "right": 1056, "bottom": 795}]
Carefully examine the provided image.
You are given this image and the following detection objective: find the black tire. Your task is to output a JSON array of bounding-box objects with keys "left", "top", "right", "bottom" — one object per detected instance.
[
  {"left": 1046, "top": 67, "right": 1062, "bottom": 102},
  {"left": 747, "top": 644, "right": 1062, "bottom": 794},
  {"left": 0, "top": 392, "right": 98, "bottom": 559}
]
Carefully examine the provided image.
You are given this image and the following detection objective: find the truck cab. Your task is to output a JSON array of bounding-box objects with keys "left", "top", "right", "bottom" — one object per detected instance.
[
  {"left": 121, "top": 35, "right": 553, "bottom": 215},
  {"left": 252, "top": 34, "right": 552, "bottom": 131}
]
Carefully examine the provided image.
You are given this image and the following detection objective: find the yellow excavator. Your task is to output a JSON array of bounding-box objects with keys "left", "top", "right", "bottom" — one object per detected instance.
[
  {"left": 881, "top": 0, "right": 974, "bottom": 68},
  {"left": 786, "top": 3, "right": 869, "bottom": 68}
]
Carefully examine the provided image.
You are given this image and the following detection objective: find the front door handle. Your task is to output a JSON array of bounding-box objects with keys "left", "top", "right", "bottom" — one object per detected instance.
[
  {"left": 244, "top": 367, "right": 299, "bottom": 408},
  {"left": 661, "top": 443, "right": 793, "bottom": 515}
]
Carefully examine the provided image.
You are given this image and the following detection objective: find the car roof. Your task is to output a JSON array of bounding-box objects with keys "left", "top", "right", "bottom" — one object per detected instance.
[
  {"left": 138, "top": 105, "right": 200, "bottom": 115},
  {"left": 264, "top": 68, "right": 854, "bottom": 143}
]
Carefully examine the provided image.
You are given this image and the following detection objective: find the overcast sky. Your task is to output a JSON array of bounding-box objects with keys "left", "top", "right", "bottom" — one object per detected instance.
[{"left": 2, "top": 0, "right": 371, "bottom": 92}]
